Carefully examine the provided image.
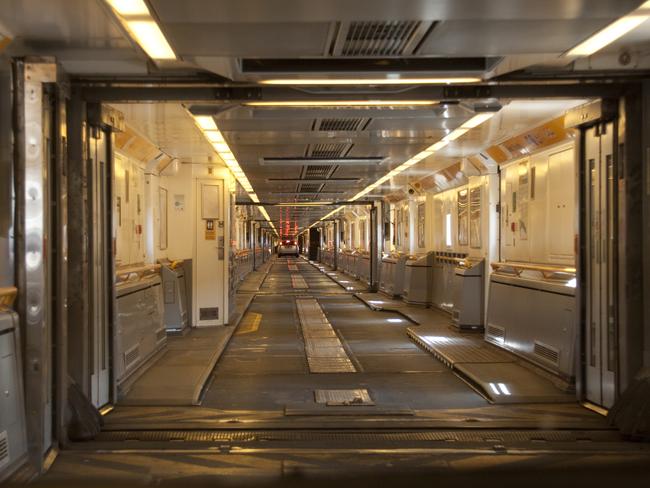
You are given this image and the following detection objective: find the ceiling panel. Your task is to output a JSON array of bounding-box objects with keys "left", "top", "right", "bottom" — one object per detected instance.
[{"left": 418, "top": 19, "right": 616, "bottom": 55}]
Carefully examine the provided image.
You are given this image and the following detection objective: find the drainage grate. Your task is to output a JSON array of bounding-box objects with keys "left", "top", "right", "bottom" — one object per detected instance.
[
  {"left": 534, "top": 341, "right": 560, "bottom": 366},
  {"left": 315, "top": 389, "right": 374, "bottom": 406},
  {"left": 96, "top": 429, "right": 622, "bottom": 444},
  {"left": 317, "top": 118, "right": 366, "bottom": 131}
]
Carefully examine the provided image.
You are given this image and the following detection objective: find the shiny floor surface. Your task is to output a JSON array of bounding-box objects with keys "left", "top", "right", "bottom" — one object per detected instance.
[{"left": 40, "top": 257, "right": 650, "bottom": 484}]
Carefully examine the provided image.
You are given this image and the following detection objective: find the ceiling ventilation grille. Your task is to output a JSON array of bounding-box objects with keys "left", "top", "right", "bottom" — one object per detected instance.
[
  {"left": 299, "top": 183, "right": 322, "bottom": 193},
  {"left": 309, "top": 143, "right": 349, "bottom": 159},
  {"left": 332, "top": 21, "right": 434, "bottom": 57},
  {"left": 317, "top": 118, "right": 366, "bottom": 131},
  {"left": 305, "top": 165, "right": 334, "bottom": 179}
]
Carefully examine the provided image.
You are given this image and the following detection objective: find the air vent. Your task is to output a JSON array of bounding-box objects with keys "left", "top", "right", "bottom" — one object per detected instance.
[
  {"left": 331, "top": 21, "right": 435, "bottom": 57},
  {"left": 200, "top": 307, "right": 219, "bottom": 321},
  {"left": 486, "top": 324, "right": 505, "bottom": 344},
  {"left": 299, "top": 183, "right": 322, "bottom": 193},
  {"left": 317, "top": 118, "right": 367, "bottom": 131},
  {"left": 0, "top": 431, "right": 8, "bottom": 468},
  {"left": 304, "top": 165, "right": 334, "bottom": 179},
  {"left": 309, "top": 143, "right": 350, "bottom": 159},
  {"left": 155, "top": 327, "right": 167, "bottom": 344},
  {"left": 534, "top": 341, "right": 560, "bottom": 366},
  {"left": 124, "top": 344, "right": 140, "bottom": 369}
]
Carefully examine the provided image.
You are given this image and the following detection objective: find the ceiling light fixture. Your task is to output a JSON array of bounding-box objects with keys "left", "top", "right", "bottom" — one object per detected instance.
[
  {"left": 277, "top": 202, "right": 333, "bottom": 207},
  {"left": 190, "top": 113, "right": 277, "bottom": 235},
  {"left": 106, "top": 0, "right": 149, "bottom": 15},
  {"left": 260, "top": 77, "right": 481, "bottom": 86},
  {"left": 105, "top": 1, "right": 177, "bottom": 61},
  {"left": 566, "top": 9, "right": 650, "bottom": 56},
  {"left": 336, "top": 110, "right": 498, "bottom": 212},
  {"left": 245, "top": 100, "right": 438, "bottom": 108}
]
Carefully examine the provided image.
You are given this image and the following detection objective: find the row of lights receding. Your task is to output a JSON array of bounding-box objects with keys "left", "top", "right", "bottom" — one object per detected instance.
[
  {"left": 192, "top": 114, "right": 277, "bottom": 235},
  {"left": 308, "top": 111, "right": 497, "bottom": 228}
]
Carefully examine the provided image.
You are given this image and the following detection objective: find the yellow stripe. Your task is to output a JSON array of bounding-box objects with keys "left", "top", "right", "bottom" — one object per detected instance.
[{"left": 235, "top": 312, "right": 262, "bottom": 335}]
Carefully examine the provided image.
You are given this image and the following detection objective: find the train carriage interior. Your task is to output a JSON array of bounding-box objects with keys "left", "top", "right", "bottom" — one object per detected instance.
[{"left": 1, "top": 0, "right": 650, "bottom": 486}]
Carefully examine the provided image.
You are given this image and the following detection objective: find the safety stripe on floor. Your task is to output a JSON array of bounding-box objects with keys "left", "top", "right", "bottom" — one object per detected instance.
[
  {"left": 288, "top": 265, "right": 298, "bottom": 271},
  {"left": 291, "top": 274, "right": 308, "bottom": 288},
  {"left": 295, "top": 298, "right": 356, "bottom": 373}
]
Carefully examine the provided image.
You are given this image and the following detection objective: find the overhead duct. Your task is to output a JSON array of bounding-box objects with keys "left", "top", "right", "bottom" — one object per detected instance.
[
  {"left": 260, "top": 157, "right": 383, "bottom": 166},
  {"left": 330, "top": 21, "right": 436, "bottom": 57}
]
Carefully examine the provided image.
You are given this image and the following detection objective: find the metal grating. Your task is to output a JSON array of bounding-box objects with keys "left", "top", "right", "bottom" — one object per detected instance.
[
  {"left": 486, "top": 324, "right": 506, "bottom": 344},
  {"left": 124, "top": 344, "right": 140, "bottom": 369},
  {"left": 155, "top": 327, "right": 167, "bottom": 344},
  {"left": 296, "top": 297, "right": 356, "bottom": 373},
  {"left": 317, "top": 118, "right": 365, "bottom": 131},
  {"left": 291, "top": 274, "right": 308, "bottom": 289},
  {"left": 339, "top": 21, "right": 424, "bottom": 56},
  {"left": 304, "top": 165, "right": 334, "bottom": 179},
  {"left": 299, "top": 183, "right": 322, "bottom": 193},
  {"left": 534, "top": 341, "right": 560, "bottom": 366},
  {"left": 315, "top": 389, "right": 374, "bottom": 406},
  {"left": 0, "top": 431, "right": 8, "bottom": 468},
  {"left": 310, "top": 143, "right": 349, "bottom": 159},
  {"left": 97, "top": 429, "right": 622, "bottom": 443}
]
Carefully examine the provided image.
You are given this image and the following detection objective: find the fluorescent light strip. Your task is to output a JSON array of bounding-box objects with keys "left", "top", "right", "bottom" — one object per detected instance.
[
  {"left": 260, "top": 77, "right": 481, "bottom": 86},
  {"left": 107, "top": 0, "right": 149, "bottom": 15},
  {"left": 191, "top": 114, "right": 267, "bottom": 215},
  {"left": 106, "top": 1, "right": 177, "bottom": 61},
  {"left": 313, "top": 110, "right": 497, "bottom": 226},
  {"left": 194, "top": 115, "right": 277, "bottom": 236},
  {"left": 567, "top": 14, "right": 649, "bottom": 56},
  {"left": 245, "top": 100, "right": 438, "bottom": 108}
]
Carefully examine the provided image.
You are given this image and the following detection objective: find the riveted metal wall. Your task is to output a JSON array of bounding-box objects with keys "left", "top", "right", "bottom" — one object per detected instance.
[{"left": 13, "top": 58, "right": 57, "bottom": 472}]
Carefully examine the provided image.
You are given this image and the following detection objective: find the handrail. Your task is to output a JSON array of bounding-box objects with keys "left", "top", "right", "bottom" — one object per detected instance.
[
  {"left": 0, "top": 286, "right": 18, "bottom": 309},
  {"left": 115, "top": 263, "right": 161, "bottom": 282},
  {"left": 491, "top": 261, "right": 576, "bottom": 279}
]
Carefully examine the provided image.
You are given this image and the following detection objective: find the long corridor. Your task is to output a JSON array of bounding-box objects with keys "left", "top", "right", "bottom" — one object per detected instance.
[{"left": 203, "top": 257, "right": 487, "bottom": 413}]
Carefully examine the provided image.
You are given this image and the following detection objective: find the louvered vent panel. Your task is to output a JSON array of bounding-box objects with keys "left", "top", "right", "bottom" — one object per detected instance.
[
  {"left": 318, "top": 118, "right": 365, "bottom": 131},
  {"left": 310, "top": 143, "right": 348, "bottom": 158},
  {"left": 534, "top": 341, "right": 560, "bottom": 366},
  {"left": 124, "top": 344, "right": 140, "bottom": 369},
  {"left": 0, "top": 431, "right": 8, "bottom": 468},
  {"left": 342, "top": 21, "right": 422, "bottom": 56},
  {"left": 156, "top": 328, "right": 167, "bottom": 344},
  {"left": 299, "top": 183, "right": 322, "bottom": 193},
  {"left": 486, "top": 324, "right": 505, "bottom": 344},
  {"left": 305, "top": 165, "right": 333, "bottom": 179}
]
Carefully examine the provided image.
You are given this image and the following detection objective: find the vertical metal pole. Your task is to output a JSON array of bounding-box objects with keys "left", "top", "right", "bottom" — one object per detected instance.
[
  {"left": 66, "top": 88, "right": 89, "bottom": 395},
  {"left": 333, "top": 220, "right": 340, "bottom": 271},
  {"left": 251, "top": 221, "right": 257, "bottom": 270},
  {"left": 13, "top": 58, "right": 57, "bottom": 472},
  {"left": 369, "top": 202, "right": 379, "bottom": 292},
  {"left": 52, "top": 79, "right": 69, "bottom": 448}
]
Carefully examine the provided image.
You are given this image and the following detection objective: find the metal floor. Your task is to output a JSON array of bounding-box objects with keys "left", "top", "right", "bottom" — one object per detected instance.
[
  {"left": 201, "top": 258, "right": 488, "bottom": 414},
  {"left": 42, "top": 256, "right": 650, "bottom": 484}
]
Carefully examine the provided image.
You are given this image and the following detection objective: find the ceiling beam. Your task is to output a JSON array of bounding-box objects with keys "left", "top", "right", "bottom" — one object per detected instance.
[{"left": 79, "top": 82, "right": 628, "bottom": 103}]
